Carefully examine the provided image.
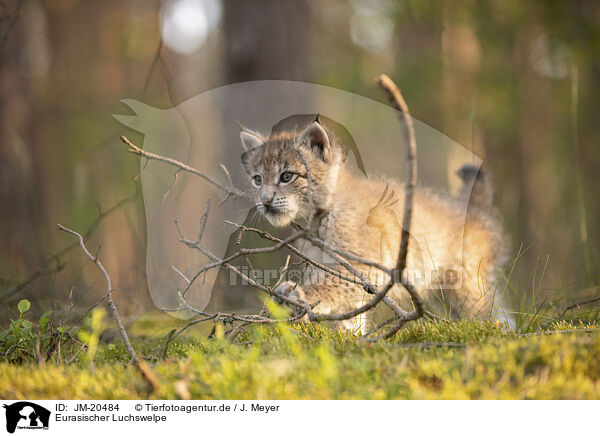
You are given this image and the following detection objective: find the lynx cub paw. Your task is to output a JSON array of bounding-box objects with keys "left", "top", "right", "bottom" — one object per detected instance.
[{"left": 273, "top": 281, "right": 307, "bottom": 317}]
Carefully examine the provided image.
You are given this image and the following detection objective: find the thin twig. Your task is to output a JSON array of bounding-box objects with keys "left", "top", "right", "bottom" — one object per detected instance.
[
  {"left": 57, "top": 225, "right": 138, "bottom": 363},
  {"left": 57, "top": 224, "right": 160, "bottom": 391},
  {"left": 120, "top": 136, "right": 248, "bottom": 199},
  {"left": 560, "top": 296, "right": 600, "bottom": 319},
  {"left": 224, "top": 220, "right": 374, "bottom": 289},
  {"left": 395, "top": 342, "right": 466, "bottom": 349},
  {"left": 193, "top": 219, "right": 402, "bottom": 323},
  {"left": 218, "top": 164, "right": 235, "bottom": 206},
  {"left": 197, "top": 198, "right": 211, "bottom": 242},
  {"left": 520, "top": 328, "right": 598, "bottom": 337},
  {"left": 370, "top": 74, "right": 423, "bottom": 339},
  {"left": 161, "top": 168, "right": 182, "bottom": 204}
]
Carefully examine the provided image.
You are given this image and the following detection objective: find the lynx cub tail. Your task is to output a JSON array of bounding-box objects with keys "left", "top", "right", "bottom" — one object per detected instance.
[
  {"left": 456, "top": 164, "right": 493, "bottom": 211},
  {"left": 239, "top": 120, "right": 513, "bottom": 333}
]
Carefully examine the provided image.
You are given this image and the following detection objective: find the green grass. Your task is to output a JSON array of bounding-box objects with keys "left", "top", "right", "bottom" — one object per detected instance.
[{"left": 2, "top": 318, "right": 599, "bottom": 400}]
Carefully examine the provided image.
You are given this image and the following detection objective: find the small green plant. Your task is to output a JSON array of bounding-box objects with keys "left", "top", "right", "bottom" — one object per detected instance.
[
  {"left": 77, "top": 309, "right": 107, "bottom": 370},
  {"left": 0, "top": 299, "right": 35, "bottom": 362},
  {"left": 0, "top": 299, "right": 80, "bottom": 364}
]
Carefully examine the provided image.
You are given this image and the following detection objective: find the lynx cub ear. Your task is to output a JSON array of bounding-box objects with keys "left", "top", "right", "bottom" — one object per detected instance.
[
  {"left": 240, "top": 129, "right": 265, "bottom": 151},
  {"left": 298, "top": 121, "right": 331, "bottom": 161}
]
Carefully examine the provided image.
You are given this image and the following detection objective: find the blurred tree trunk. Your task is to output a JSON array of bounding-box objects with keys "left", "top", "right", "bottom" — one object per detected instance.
[
  {"left": 209, "top": 0, "right": 311, "bottom": 311},
  {"left": 0, "top": 1, "right": 44, "bottom": 280},
  {"left": 1, "top": 0, "right": 153, "bottom": 315},
  {"left": 223, "top": 0, "right": 310, "bottom": 82}
]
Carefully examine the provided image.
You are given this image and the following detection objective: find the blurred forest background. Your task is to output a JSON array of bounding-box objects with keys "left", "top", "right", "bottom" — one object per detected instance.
[{"left": 1, "top": 0, "right": 598, "bottom": 322}]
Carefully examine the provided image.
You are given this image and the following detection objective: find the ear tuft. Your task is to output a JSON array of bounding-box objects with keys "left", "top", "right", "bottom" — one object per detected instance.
[
  {"left": 240, "top": 129, "right": 265, "bottom": 151},
  {"left": 298, "top": 121, "right": 331, "bottom": 161}
]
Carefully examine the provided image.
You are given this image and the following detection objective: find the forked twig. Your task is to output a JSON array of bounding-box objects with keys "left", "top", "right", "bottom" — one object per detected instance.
[
  {"left": 120, "top": 135, "right": 248, "bottom": 200},
  {"left": 57, "top": 224, "right": 159, "bottom": 390}
]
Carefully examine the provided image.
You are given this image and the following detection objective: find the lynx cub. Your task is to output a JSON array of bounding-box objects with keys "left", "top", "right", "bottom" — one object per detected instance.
[{"left": 239, "top": 120, "right": 512, "bottom": 332}]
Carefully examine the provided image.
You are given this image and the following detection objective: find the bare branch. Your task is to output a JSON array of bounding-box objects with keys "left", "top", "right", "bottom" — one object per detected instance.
[
  {"left": 161, "top": 168, "right": 182, "bottom": 204},
  {"left": 560, "top": 296, "right": 600, "bottom": 319},
  {"left": 57, "top": 224, "right": 159, "bottom": 391},
  {"left": 198, "top": 198, "right": 211, "bottom": 242},
  {"left": 57, "top": 224, "right": 139, "bottom": 363},
  {"left": 520, "top": 328, "right": 598, "bottom": 337},
  {"left": 218, "top": 164, "right": 235, "bottom": 206},
  {"left": 133, "top": 157, "right": 150, "bottom": 181},
  {"left": 302, "top": 232, "right": 393, "bottom": 276},
  {"left": 376, "top": 74, "right": 418, "bottom": 274},
  {"left": 373, "top": 73, "right": 424, "bottom": 338},
  {"left": 171, "top": 266, "right": 191, "bottom": 285},
  {"left": 175, "top": 221, "right": 311, "bottom": 313},
  {"left": 221, "top": 221, "right": 411, "bottom": 324},
  {"left": 223, "top": 221, "right": 373, "bottom": 289},
  {"left": 120, "top": 135, "right": 248, "bottom": 200}
]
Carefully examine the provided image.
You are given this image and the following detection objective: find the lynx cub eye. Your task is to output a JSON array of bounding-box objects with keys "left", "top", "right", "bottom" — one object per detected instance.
[
  {"left": 252, "top": 175, "right": 263, "bottom": 187},
  {"left": 279, "top": 171, "right": 297, "bottom": 184}
]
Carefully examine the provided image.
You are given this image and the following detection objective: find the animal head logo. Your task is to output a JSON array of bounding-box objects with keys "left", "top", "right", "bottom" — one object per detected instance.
[
  {"left": 113, "top": 80, "right": 479, "bottom": 317},
  {"left": 3, "top": 402, "right": 50, "bottom": 433}
]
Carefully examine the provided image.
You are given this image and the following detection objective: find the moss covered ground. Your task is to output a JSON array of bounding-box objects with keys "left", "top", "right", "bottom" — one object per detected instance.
[{"left": 1, "top": 312, "right": 598, "bottom": 400}]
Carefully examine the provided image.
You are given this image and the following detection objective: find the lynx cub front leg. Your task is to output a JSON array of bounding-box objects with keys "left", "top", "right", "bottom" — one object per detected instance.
[
  {"left": 273, "top": 281, "right": 309, "bottom": 318},
  {"left": 273, "top": 280, "right": 368, "bottom": 335}
]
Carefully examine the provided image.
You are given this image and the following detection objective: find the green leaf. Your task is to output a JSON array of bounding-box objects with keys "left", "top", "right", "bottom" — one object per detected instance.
[
  {"left": 17, "top": 299, "right": 31, "bottom": 314},
  {"left": 39, "top": 319, "right": 49, "bottom": 331},
  {"left": 22, "top": 320, "right": 33, "bottom": 329},
  {"left": 39, "top": 310, "right": 52, "bottom": 333},
  {"left": 10, "top": 319, "right": 21, "bottom": 334}
]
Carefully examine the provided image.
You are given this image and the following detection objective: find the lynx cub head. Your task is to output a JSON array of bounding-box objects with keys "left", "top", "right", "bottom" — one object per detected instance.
[{"left": 239, "top": 121, "right": 342, "bottom": 227}]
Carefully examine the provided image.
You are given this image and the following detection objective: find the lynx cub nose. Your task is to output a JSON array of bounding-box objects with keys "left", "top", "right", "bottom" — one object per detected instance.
[{"left": 261, "top": 193, "right": 274, "bottom": 206}]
